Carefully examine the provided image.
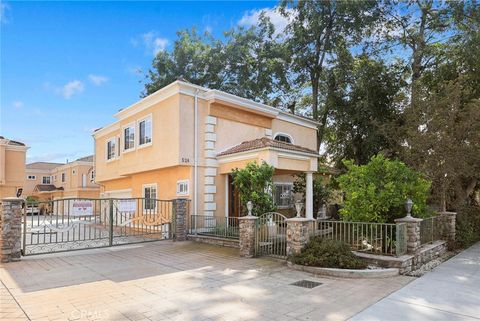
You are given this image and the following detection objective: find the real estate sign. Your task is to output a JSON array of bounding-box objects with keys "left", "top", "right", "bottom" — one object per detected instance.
[
  {"left": 118, "top": 199, "right": 136, "bottom": 212},
  {"left": 72, "top": 200, "right": 94, "bottom": 216}
]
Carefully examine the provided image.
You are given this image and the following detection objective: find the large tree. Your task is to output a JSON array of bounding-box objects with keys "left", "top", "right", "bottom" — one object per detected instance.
[
  {"left": 326, "top": 54, "right": 404, "bottom": 166},
  {"left": 401, "top": 1, "right": 480, "bottom": 210},
  {"left": 279, "top": 0, "right": 381, "bottom": 148}
]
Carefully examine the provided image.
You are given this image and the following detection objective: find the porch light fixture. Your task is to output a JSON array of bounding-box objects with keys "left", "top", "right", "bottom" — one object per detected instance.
[
  {"left": 405, "top": 198, "right": 413, "bottom": 218},
  {"left": 295, "top": 200, "right": 303, "bottom": 218},
  {"left": 246, "top": 201, "right": 253, "bottom": 216}
]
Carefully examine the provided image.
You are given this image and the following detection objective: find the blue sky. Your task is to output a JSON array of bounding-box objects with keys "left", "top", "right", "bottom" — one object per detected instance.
[{"left": 1, "top": 1, "right": 279, "bottom": 163}]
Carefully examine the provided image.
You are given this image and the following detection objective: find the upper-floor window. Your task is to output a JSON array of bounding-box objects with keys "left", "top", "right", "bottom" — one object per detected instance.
[
  {"left": 124, "top": 125, "right": 135, "bottom": 151},
  {"left": 274, "top": 183, "right": 294, "bottom": 208},
  {"left": 106, "top": 138, "right": 117, "bottom": 160},
  {"left": 176, "top": 180, "right": 189, "bottom": 196},
  {"left": 138, "top": 116, "right": 152, "bottom": 146},
  {"left": 42, "top": 176, "right": 51, "bottom": 184},
  {"left": 72, "top": 170, "right": 76, "bottom": 175},
  {"left": 90, "top": 170, "right": 95, "bottom": 181},
  {"left": 274, "top": 133, "right": 293, "bottom": 144},
  {"left": 61, "top": 173, "right": 66, "bottom": 182},
  {"left": 27, "top": 175, "right": 36, "bottom": 180}
]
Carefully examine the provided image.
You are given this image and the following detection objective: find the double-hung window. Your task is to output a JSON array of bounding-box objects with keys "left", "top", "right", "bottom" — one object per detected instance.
[
  {"left": 123, "top": 125, "right": 135, "bottom": 151},
  {"left": 42, "top": 176, "right": 51, "bottom": 184},
  {"left": 138, "top": 116, "right": 152, "bottom": 146},
  {"left": 106, "top": 138, "right": 117, "bottom": 160},
  {"left": 274, "top": 183, "right": 294, "bottom": 208},
  {"left": 143, "top": 184, "right": 157, "bottom": 211},
  {"left": 176, "top": 180, "right": 189, "bottom": 196}
]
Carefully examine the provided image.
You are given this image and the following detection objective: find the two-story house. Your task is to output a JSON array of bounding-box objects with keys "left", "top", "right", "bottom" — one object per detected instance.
[
  {"left": 26, "top": 156, "right": 100, "bottom": 200},
  {"left": 93, "top": 80, "right": 319, "bottom": 219},
  {"left": 0, "top": 136, "right": 28, "bottom": 198}
]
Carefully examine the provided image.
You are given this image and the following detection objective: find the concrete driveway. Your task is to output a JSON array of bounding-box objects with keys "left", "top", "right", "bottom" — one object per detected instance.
[
  {"left": 350, "top": 242, "right": 480, "bottom": 321},
  {"left": 0, "top": 241, "right": 412, "bottom": 321}
]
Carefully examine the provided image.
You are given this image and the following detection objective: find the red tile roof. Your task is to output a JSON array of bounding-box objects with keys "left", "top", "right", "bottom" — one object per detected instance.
[
  {"left": 34, "top": 184, "right": 64, "bottom": 192},
  {"left": 217, "top": 137, "right": 319, "bottom": 157}
]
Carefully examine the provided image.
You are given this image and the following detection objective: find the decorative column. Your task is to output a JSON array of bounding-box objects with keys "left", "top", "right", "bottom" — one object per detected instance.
[
  {"left": 239, "top": 215, "right": 258, "bottom": 258},
  {"left": 173, "top": 199, "right": 188, "bottom": 241},
  {"left": 0, "top": 198, "right": 23, "bottom": 262},
  {"left": 394, "top": 216, "right": 422, "bottom": 254},
  {"left": 305, "top": 172, "right": 314, "bottom": 219},
  {"left": 286, "top": 217, "right": 315, "bottom": 256},
  {"left": 439, "top": 211, "right": 456, "bottom": 248}
]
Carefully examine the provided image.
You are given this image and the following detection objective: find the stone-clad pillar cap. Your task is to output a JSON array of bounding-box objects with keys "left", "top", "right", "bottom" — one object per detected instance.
[
  {"left": 286, "top": 217, "right": 315, "bottom": 222},
  {"left": 395, "top": 216, "right": 423, "bottom": 223},
  {"left": 440, "top": 211, "right": 457, "bottom": 216},
  {"left": 1, "top": 197, "right": 24, "bottom": 203},
  {"left": 239, "top": 215, "right": 258, "bottom": 220}
]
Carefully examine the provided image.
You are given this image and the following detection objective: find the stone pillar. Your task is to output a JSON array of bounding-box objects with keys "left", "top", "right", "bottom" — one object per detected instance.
[
  {"left": 0, "top": 198, "right": 23, "bottom": 263},
  {"left": 286, "top": 218, "right": 315, "bottom": 256},
  {"left": 305, "top": 172, "right": 314, "bottom": 219},
  {"left": 395, "top": 216, "right": 422, "bottom": 254},
  {"left": 439, "top": 211, "right": 456, "bottom": 248},
  {"left": 173, "top": 199, "right": 188, "bottom": 241},
  {"left": 239, "top": 216, "right": 258, "bottom": 258}
]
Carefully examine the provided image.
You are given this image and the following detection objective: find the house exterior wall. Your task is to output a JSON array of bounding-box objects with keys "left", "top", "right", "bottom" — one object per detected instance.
[
  {"left": 27, "top": 160, "right": 99, "bottom": 200},
  {"left": 93, "top": 81, "right": 319, "bottom": 218},
  {"left": 0, "top": 143, "right": 27, "bottom": 199}
]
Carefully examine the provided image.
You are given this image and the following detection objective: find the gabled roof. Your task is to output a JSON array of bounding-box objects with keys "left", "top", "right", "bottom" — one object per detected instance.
[
  {"left": 0, "top": 136, "right": 25, "bottom": 146},
  {"left": 217, "top": 137, "right": 319, "bottom": 157},
  {"left": 76, "top": 155, "right": 93, "bottom": 162},
  {"left": 26, "top": 162, "right": 63, "bottom": 170},
  {"left": 34, "top": 184, "right": 64, "bottom": 192}
]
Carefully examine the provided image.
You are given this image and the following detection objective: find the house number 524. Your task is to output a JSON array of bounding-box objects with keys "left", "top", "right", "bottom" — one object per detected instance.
[{"left": 181, "top": 158, "right": 190, "bottom": 163}]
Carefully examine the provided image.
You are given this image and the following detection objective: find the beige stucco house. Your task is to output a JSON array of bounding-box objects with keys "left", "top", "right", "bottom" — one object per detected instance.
[
  {"left": 0, "top": 136, "right": 28, "bottom": 198},
  {"left": 93, "top": 80, "right": 319, "bottom": 219},
  {"left": 26, "top": 156, "right": 100, "bottom": 200}
]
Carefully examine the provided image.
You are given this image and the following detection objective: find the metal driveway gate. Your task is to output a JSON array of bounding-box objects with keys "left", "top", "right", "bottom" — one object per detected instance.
[
  {"left": 22, "top": 198, "right": 174, "bottom": 255},
  {"left": 255, "top": 212, "right": 287, "bottom": 259}
]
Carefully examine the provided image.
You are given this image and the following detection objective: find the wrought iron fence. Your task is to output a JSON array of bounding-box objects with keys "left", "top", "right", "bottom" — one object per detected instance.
[
  {"left": 23, "top": 198, "right": 174, "bottom": 255},
  {"left": 189, "top": 215, "right": 239, "bottom": 239},
  {"left": 420, "top": 216, "right": 441, "bottom": 245},
  {"left": 311, "top": 220, "right": 407, "bottom": 256}
]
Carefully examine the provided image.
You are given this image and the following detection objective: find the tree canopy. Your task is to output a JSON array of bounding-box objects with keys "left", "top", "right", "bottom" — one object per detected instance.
[{"left": 142, "top": 0, "right": 480, "bottom": 211}]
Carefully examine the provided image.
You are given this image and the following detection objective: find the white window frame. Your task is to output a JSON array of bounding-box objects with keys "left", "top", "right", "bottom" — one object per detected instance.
[
  {"left": 142, "top": 183, "right": 158, "bottom": 212},
  {"left": 137, "top": 114, "right": 153, "bottom": 149},
  {"left": 122, "top": 122, "right": 136, "bottom": 152},
  {"left": 27, "top": 175, "right": 36, "bottom": 180},
  {"left": 176, "top": 180, "right": 189, "bottom": 196},
  {"left": 273, "top": 132, "right": 294, "bottom": 144},
  {"left": 274, "top": 182, "right": 294, "bottom": 209},
  {"left": 61, "top": 173, "right": 66, "bottom": 183},
  {"left": 106, "top": 137, "right": 117, "bottom": 161},
  {"left": 42, "top": 176, "right": 51, "bottom": 184}
]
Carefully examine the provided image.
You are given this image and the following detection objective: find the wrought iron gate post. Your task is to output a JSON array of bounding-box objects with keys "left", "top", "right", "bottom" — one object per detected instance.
[{"left": 108, "top": 199, "right": 114, "bottom": 246}]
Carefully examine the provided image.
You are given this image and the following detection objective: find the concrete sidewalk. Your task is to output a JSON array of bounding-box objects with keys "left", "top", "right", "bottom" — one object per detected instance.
[{"left": 350, "top": 242, "right": 480, "bottom": 321}]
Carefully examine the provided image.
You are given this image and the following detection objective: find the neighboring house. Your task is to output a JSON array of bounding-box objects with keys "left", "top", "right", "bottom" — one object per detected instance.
[
  {"left": 0, "top": 136, "right": 28, "bottom": 198},
  {"left": 26, "top": 156, "right": 100, "bottom": 200},
  {"left": 93, "top": 80, "right": 319, "bottom": 219}
]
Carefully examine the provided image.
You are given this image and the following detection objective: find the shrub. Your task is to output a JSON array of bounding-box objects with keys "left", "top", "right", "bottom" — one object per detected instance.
[
  {"left": 455, "top": 205, "right": 480, "bottom": 249},
  {"left": 337, "top": 154, "right": 431, "bottom": 223},
  {"left": 231, "top": 161, "right": 275, "bottom": 216},
  {"left": 290, "top": 237, "right": 367, "bottom": 269}
]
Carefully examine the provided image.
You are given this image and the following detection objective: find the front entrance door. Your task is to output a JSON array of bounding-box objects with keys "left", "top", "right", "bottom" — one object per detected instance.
[{"left": 228, "top": 175, "right": 241, "bottom": 217}]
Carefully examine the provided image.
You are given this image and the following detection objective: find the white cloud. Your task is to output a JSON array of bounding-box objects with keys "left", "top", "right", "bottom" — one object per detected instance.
[
  {"left": 238, "top": 7, "right": 294, "bottom": 36},
  {"left": 12, "top": 101, "right": 23, "bottom": 109},
  {"left": 61, "top": 80, "right": 84, "bottom": 99},
  {"left": 0, "top": 3, "right": 10, "bottom": 24},
  {"left": 88, "top": 74, "right": 108, "bottom": 86},
  {"left": 132, "top": 31, "right": 169, "bottom": 56}
]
